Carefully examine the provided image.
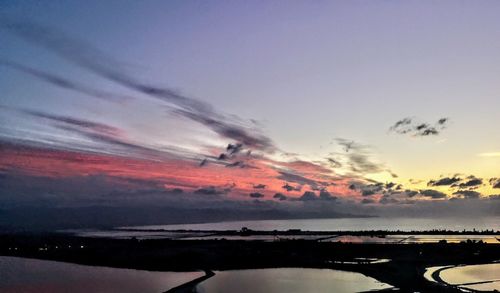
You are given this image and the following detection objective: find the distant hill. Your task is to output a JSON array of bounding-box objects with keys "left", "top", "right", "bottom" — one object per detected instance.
[{"left": 0, "top": 206, "right": 369, "bottom": 231}]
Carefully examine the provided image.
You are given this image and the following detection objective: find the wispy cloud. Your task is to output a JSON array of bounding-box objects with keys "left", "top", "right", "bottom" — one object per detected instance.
[
  {"left": 6, "top": 107, "right": 200, "bottom": 162},
  {"left": 1, "top": 20, "right": 275, "bottom": 152},
  {"left": 389, "top": 117, "right": 449, "bottom": 137},
  {"left": 334, "top": 138, "right": 395, "bottom": 177},
  {"left": 0, "top": 60, "right": 128, "bottom": 103}
]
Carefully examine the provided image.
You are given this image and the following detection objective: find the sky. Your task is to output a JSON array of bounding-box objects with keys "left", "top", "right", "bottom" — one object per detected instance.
[{"left": 0, "top": 1, "right": 499, "bottom": 226}]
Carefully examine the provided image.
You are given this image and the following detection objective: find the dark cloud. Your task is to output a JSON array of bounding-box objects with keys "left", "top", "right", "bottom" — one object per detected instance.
[
  {"left": 2, "top": 20, "right": 275, "bottom": 152},
  {"left": 389, "top": 117, "right": 449, "bottom": 137},
  {"left": 393, "top": 118, "right": 413, "bottom": 131},
  {"left": 319, "top": 190, "right": 337, "bottom": 201},
  {"left": 299, "top": 191, "right": 318, "bottom": 201},
  {"left": 253, "top": 184, "right": 266, "bottom": 189},
  {"left": 452, "top": 176, "right": 483, "bottom": 189},
  {"left": 405, "top": 190, "right": 419, "bottom": 197},
  {"left": 226, "top": 143, "right": 243, "bottom": 154},
  {"left": 415, "top": 123, "right": 429, "bottom": 131},
  {"left": 352, "top": 181, "right": 403, "bottom": 197},
  {"left": 379, "top": 195, "right": 399, "bottom": 205},
  {"left": 419, "top": 189, "right": 447, "bottom": 199},
  {"left": 418, "top": 127, "right": 439, "bottom": 136},
  {"left": 489, "top": 178, "right": 500, "bottom": 189},
  {"left": 249, "top": 192, "right": 264, "bottom": 198},
  {"left": 362, "top": 189, "right": 376, "bottom": 196},
  {"left": 385, "top": 182, "right": 396, "bottom": 189},
  {"left": 225, "top": 161, "right": 244, "bottom": 168},
  {"left": 273, "top": 193, "right": 287, "bottom": 201},
  {"left": 437, "top": 118, "right": 449, "bottom": 125},
  {"left": 427, "top": 175, "right": 483, "bottom": 189},
  {"left": 282, "top": 183, "right": 294, "bottom": 192},
  {"left": 194, "top": 186, "right": 229, "bottom": 195},
  {"left": 428, "top": 176, "right": 461, "bottom": 186},
  {"left": 379, "top": 182, "right": 403, "bottom": 193},
  {"left": 277, "top": 171, "right": 319, "bottom": 187},
  {"left": 453, "top": 190, "right": 481, "bottom": 199},
  {"left": 326, "top": 157, "right": 342, "bottom": 168},
  {"left": 295, "top": 190, "right": 337, "bottom": 202},
  {"left": 281, "top": 182, "right": 302, "bottom": 192}
]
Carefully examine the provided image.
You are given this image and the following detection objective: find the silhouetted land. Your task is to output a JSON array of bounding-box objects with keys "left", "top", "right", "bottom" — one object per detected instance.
[
  {"left": 164, "top": 270, "right": 214, "bottom": 293},
  {"left": 1, "top": 232, "right": 499, "bottom": 292},
  {"left": 117, "top": 227, "right": 499, "bottom": 235}
]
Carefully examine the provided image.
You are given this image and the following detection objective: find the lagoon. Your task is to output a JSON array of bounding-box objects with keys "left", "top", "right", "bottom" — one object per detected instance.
[{"left": 197, "top": 268, "right": 393, "bottom": 293}]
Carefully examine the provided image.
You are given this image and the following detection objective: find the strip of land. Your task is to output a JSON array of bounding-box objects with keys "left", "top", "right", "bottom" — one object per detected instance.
[{"left": 165, "top": 270, "right": 215, "bottom": 293}]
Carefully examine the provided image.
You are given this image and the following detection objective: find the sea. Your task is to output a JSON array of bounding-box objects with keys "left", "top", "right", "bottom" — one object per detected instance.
[{"left": 122, "top": 216, "right": 500, "bottom": 232}]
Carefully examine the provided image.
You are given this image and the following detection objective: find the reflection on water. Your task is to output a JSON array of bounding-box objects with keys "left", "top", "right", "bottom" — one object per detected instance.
[
  {"left": 0, "top": 256, "right": 202, "bottom": 293},
  {"left": 425, "top": 263, "right": 500, "bottom": 292},
  {"left": 197, "top": 268, "right": 393, "bottom": 293},
  {"left": 124, "top": 216, "right": 500, "bottom": 232}
]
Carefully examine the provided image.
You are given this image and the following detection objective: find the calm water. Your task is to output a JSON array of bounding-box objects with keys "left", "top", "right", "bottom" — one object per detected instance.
[
  {"left": 0, "top": 256, "right": 202, "bottom": 293},
  {"left": 197, "top": 268, "right": 392, "bottom": 293},
  {"left": 124, "top": 216, "right": 500, "bottom": 231},
  {"left": 425, "top": 263, "right": 500, "bottom": 291}
]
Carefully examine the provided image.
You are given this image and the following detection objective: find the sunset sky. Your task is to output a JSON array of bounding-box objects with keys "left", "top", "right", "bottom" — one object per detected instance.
[{"left": 1, "top": 1, "right": 499, "bottom": 223}]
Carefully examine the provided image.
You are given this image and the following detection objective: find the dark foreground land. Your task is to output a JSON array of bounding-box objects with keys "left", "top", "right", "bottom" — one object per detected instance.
[{"left": 1, "top": 233, "right": 499, "bottom": 293}]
